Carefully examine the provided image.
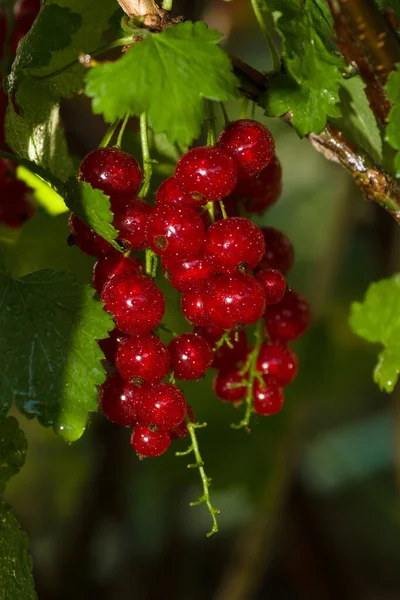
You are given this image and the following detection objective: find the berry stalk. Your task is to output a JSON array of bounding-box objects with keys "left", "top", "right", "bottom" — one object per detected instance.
[{"left": 139, "top": 111, "right": 153, "bottom": 198}]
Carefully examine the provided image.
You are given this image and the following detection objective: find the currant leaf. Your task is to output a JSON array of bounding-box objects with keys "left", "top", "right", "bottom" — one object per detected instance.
[
  {"left": 385, "top": 68, "right": 400, "bottom": 175},
  {"left": 85, "top": 21, "right": 239, "bottom": 146},
  {"left": 260, "top": 0, "right": 344, "bottom": 135},
  {"left": 350, "top": 275, "right": 400, "bottom": 392},
  {"left": 0, "top": 416, "right": 27, "bottom": 494},
  {"left": 0, "top": 266, "right": 114, "bottom": 441}
]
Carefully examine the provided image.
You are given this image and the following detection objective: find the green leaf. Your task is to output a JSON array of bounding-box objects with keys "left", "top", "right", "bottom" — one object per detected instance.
[
  {"left": 0, "top": 268, "right": 113, "bottom": 441},
  {"left": 85, "top": 21, "right": 238, "bottom": 146},
  {"left": 64, "top": 179, "right": 119, "bottom": 248},
  {"left": 0, "top": 417, "right": 27, "bottom": 494},
  {"left": 260, "top": 0, "right": 344, "bottom": 135},
  {"left": 331, "top": 76, "right": 383, "bottom": 164},
  {"left": 385, "top": 67, "right": 400, "bottom": 175},
  {"left": 350, "top": 275, "right": 400, "bottom": 392},
  {"left": 0, "top": 502, "right": 36, "bottom": 600}
]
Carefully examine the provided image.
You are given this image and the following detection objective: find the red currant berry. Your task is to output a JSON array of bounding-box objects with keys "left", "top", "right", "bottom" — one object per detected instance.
[
  {"left": 217, "top": 119, "right": 275, "bottom": 180},
  {"left": 170, "top": 404, "right": 195, "bottom": 440},
  {"left": 99, "top": 373, "right": 142, "bottom": 426},
  {"left": 264, "top": 288, "right": 310, "bottom": 341},
  {"left": 255, "top": 268, "right": 286, "bottom": 305},
  {"left": 0, "top": 181, "right": 35, "bottom": 228},
  {"left": 155, "top": 177, "right": 204, "bottom": 210},
  {"left": 169, "top": 333, "right": 213, "bottom": 380},
  {"left": 131, "top": 424, "right": 171, "bottom": 458},
  {"left": 204, "top": 274, "right": 266, "bottom": 330},
  {"left": 260, "top": 227, "right": 294, "bottom": 274},
  {"left": 256, "top": 342, "right": 298, "bottom": 386},
  {"left": 78, "top": 147, "right": 142, "bottom": 197},
  {"left": 213, "top": 369, "right": 247, "bottom": 402},
  {"left": 101, "top": 273, "right": 165, "bottom": 335},
  {"left": 138, "top": 383, "right": 186, "bottom": 430},
  {"left": 175, "top": 146, "right": 237, "bottom": 202},
  {"left": 162, "top": 252, "right": 215, "bottom": 293},
  {"left": 204, "top": 217, "right": 265, "bottom": 274},
  {"left": 193, "top": 324, "right": 225, "bottom": 343},
  {"left": 147, "top": 205, "right": 204, "bottom": 258},
  {"left": 181, "top": 291, "right": 211, "bottom": 326},
  {"left": 93, "top": 252, "right": 142, "bottom": 294},
  {"left": 112, "top": 197, "right": 152, "bottom": 250},
  {"left": 98, "top": 329, "right": 129, "bottom": 363},
  {"left": 68, "top": 213, "right": 112, "bottom": 257},
  {"left": 253, "top": 376, "right": 284, "bottom": 416},
  {"left": 239, "top": 156, "right": 282, "bottom": 213},
  {"left": 115, "top": 334, "right": 171, "bottom": 385}
]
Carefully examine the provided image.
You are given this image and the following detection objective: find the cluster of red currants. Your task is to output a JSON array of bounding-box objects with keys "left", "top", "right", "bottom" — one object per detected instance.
[
  {"left": 68, "top": 118, "right": 310, "bottom": 458},
  {"left": 0, "top": 0, "right": 40, "bottom": 228}
]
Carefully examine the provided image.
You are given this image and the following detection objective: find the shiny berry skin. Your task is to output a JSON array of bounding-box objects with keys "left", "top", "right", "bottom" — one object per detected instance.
[
  {"left": 169, "top": 333, "right": 213, "bottom": 380},
  {"left": 138, "top": 383, "right": 186, "bottom": 430},
  {"left": 204, "top": 274, "right": 266, "bottom": 330},
  {"left": 175, "top": 146, "right": 237, "bottom": 202},
  {"left": 115, "top": 334, "right": 171, "bottom": 385},
  {"left": 92, "top": 252, "right": 143, "bottom": 294},
  {"left": 239, "top": 156, "right": 282, "bottom": 213},
  {"left": 98, "top": 329, "right": 129, "bottom": 363},
  {"left": 68, "top": 213, "right": 112, "bottom": 257},
  {"left": 99, "top": 373, "right": 142, "bottom": 427},
  {"left": 253, "top": 376, "right": 284, "bottom": 416},
  {"left": 217, "top": 119, "right": 275, "bottom": 180},
  {"left": 170, "top": 404, "right": 195, "bottom": 440},
  {"left": 255, "top": 268, "right": 286, "bottom": 305},
  {"left": 162, "top": 252, "right": 215, "bottom": 292},
  {"left": 256, "top": 342, "right": 298, "bottom": 386},
  {"left": 78, "top": 147, "right": 142, "bottom": 197},
  {"left": 213, "top": 370, "right": 247, "bottom": 402},
  {"left": 181, "top": 291, "right": 211, "bottom": 326},
  {"left": 155, "top": 177, "right": 204, "bottom": 210},
  {"left": 204, "top": 217, "right": 265, "bottom": 274},
  {"left": 112, "top": 197, "right": 152, "bottom": 250},
  {"left": 264, "top": 289, "right": 310, "bottom": 341},
  {"left": 131, "top": 424, "right": 171, "bottom": 458},
  {"left": 260, "top": 227, "right": 294, "bottom": 274},
  {"left": 147, "top": 205, "right": 204, "bottom": 258},
  {"left": 101, "top": 273, "right": 165, "bottom": 335}
]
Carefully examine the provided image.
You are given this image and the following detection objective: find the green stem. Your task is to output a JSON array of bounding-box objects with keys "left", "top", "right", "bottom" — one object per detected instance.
[
  {"left": 214, "top": 330, "right": 234, "bottom": 351},
  {"left": 176, "top": 420, "right": 220, "bottom": 537},
  {"left": 139, "top": 112, "right": 152, "bottom": 198},
  {"left": 145, "top": 248, "right": 153, "bottom": 276},
  {"left": 220, "top": 102, "right": 230, "bottom": 127},
  {"left": 232, "top": 320, "right": 263, "bottom": 430},
  {"left": 250, "top": 0, "right": 281, "bottom": 73},
  {"left": 206, "top": 101, "right": 216, "bottom": 147},
  {"left": 206, "top": 201, "right": 215, "bottom": 224},
  {"left": 162, "top": 0, "right": 173, "bottom": 9},
  {"left": 115, "top": 113, "right": 131, "bottom": 149},
  {"left": 240, "top": 97, "right": 249, "bottom": 120},
  {"left": 219, "top": 200, "right": 228, "bottom": 220},
  {"left": 99, "top": 119, "right": 120, "bottom": 148}
]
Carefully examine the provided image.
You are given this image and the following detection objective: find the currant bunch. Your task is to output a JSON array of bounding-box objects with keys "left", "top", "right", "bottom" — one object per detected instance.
[{"left": 68, "top": 118, "right": 310, "bottom": 461}]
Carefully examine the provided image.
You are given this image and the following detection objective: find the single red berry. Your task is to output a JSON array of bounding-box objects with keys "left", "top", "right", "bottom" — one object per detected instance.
[
  {"left": 78, "top": 147, "right": 142, "bottom": 197},
  {"left": 169, "top": 333, "right": 213, "bottom": 380},
  {"left": 147, "top": 205, "right": 204, "bottom": 258},
  {"left": 204, "top": 217, "right": 265, "bottom": 274},
  {"left": 99, "top": 373, "right": 142, "bottom": 426},
  {"left": 92, "top": 252, "right": 143, "bottom": 294},
  {"left": 181, "top": 290, "right": 211, "bottom": 326},
  {"left": 260, "top": 227, "right": 294, "bottom": 274},
  {"left": 0, "top": 180, "right": 35, "bottom": 228},
  {"left": 255, "top": 268, "right": 286, "bottom": 305},
  {"left": 13, "top": 0, "right": 40, "bottom": 41},
  {"left": 239, "top": 156, "right": 282, "bottom": 213},
  {"left": 138, "top": 383, "right": 186, "bottom": 430},
  {"left": 131, "top": 424, "right": 171, "bottom": 458},
  {"left": 253, "top": 376, "right": 284, "bottom": 416},
  {"left": 256, "top": 342, "right": 298, "bottom": 386},
  {"left": 68, "top": 213, "right": 112, "bottom": 257},
  {"left": 115, "top": 334, "right": 171, "bottom": 385},
  {"left": 155, "top": 177, "right": 204, "bottom": 210},
  {"left": 112, "top": 197, "right": 152, "bottom": 250},
  {"left": 162, "top": 252, "right": 215, "bottom": 293},
  {"left": 193, "top": 324, "right": 225, "bottom": 343},
  {"left": 217, "top": 119, "right": 275, "bottom": 180},
  {"left": 170, "top": 404, "right": 195, "bottom": 440},
  {"left": 98, "top": 329, "right": 129, "bottom": 363},
  {"left": 213, "top": 369, "right": 247, "bottom": 402},
  {"left": 204, "top": 274, "right": 266, "bottom": 330},
  {"left": 264, "top": 288, "right": 310, "bottom": 341},
  {"left": 175, "top": 146, "right": 237, "bottom": 202},
  {"left": 101, "top": 273, "right": 165, "bottom": 335}
]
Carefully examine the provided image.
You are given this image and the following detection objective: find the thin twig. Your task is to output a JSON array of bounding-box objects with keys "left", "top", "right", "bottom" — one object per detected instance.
[
  {"left": 99, "top": 119, "right": 120, "bottom": 148},
  {"left": 250, "top": 0, "right": 280, "bottom": 73},
  {"left": 139, "top": 112, "right": 152, "bottom": 197}
]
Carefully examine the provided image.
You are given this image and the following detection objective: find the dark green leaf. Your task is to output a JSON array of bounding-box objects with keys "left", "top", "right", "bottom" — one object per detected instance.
[
  {"left": 0, "top": 268, "right": 113, "bottom": 442},
  {"left": 0, "top": 417, "right": 27, "bottom": 494},
  {"left": 85, "top": 21, "right": 239, "bottom": 146}
]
